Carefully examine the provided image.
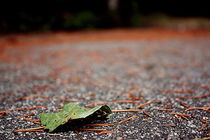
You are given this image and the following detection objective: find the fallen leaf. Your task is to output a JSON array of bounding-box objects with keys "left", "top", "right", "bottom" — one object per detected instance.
[{"left": 39, "top": 103, "right": 112, "bottom": 132}]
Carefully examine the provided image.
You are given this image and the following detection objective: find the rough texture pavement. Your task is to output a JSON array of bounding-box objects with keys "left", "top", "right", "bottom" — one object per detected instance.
[{"left": 0, "top": 30, "right": 210, "bottom": 140}]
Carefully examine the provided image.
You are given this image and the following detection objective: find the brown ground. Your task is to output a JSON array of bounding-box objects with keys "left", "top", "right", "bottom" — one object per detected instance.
[{"left": 1, "top": 28, "right": 210, "bottom": 48}]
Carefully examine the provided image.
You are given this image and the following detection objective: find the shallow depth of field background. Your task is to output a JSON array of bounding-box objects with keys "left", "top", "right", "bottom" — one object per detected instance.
[{"left": 0, "top": 0, "right": 210, "bottom": 33}]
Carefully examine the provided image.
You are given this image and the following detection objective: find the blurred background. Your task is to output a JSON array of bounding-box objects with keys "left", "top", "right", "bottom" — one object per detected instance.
[{"left": 0, "top": 0, "right": 210, "bottom": 33}]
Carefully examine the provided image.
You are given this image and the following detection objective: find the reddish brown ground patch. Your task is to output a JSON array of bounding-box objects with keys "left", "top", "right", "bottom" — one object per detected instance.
[
  {"left": 1, "top": 28, "right": 210, "bottom": 48},
  {"left": 1, "top": 28, "right": 210, "bottom": 63}
]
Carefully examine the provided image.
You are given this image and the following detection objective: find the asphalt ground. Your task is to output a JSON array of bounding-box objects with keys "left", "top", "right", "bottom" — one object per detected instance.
[{"left": 0, "top": 29, "right": 210, "bottom": 139}]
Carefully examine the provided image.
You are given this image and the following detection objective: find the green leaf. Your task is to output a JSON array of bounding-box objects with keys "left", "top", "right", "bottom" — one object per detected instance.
[{"left": 39, "top": 103, "right": 112, "bottom": 132}]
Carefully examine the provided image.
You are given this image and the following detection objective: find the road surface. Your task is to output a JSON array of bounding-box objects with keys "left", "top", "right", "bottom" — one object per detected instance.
[{"left": 0, "top": 29, "right": 210, "bottom": 139}]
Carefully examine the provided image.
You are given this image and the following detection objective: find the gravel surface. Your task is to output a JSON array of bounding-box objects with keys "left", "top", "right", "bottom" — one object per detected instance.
[{"left": 0, "top": 36, "right": 210, "bottom": 139}]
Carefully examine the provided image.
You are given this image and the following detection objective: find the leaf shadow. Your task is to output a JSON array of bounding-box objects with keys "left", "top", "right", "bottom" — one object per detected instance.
[{"left": 51, "top": 114, "right": 108, "bottom": 133}]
